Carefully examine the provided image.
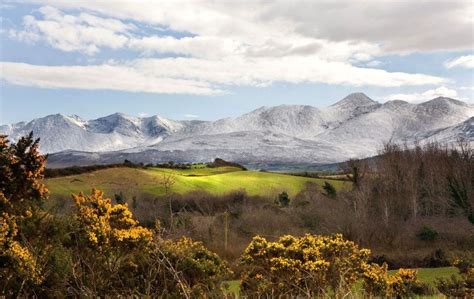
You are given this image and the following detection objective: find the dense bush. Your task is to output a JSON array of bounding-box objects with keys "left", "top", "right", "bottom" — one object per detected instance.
[
  {"left": 239, "top": 234, "right": 371, "bottom": 297},
  {"left": 154, "top": 237, "right": 232, "bottom": 296},
  {"left": 322, "top": 181, "right": 337, "bottom": 198},
  {"left": 436, "top": 257, "right": 474, "bottom": 297},
  {"left": 207, "top": 158, "right": 246, "bottom": 170},
  {"left": 363, "top": 266, "right": 435, "bottom": 297},
  {"left": 275, "top": 191, "right": 290, "bottom": 207},
  {"left": 390, "top": 268, "right": 435, "bottom": 297},
  {"left": 0, "top": 133, "right": 48, "bottom": 294},
  {"left": 417, "top": 225, "right": 439, "bottom": 241},
  {"left": 362, "top": 263, "right": 392, "bottom": 297}
]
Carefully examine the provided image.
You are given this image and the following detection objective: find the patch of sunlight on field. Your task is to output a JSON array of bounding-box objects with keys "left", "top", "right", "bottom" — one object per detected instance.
[{"left": 45, "top": 166, "right": 349, "bottom": 198}]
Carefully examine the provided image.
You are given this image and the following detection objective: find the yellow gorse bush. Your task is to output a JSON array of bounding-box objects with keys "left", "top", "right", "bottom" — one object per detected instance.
[
  {"left": 1, "top": 134, "right": 48, "bottom": 289},
  {"left": 73, "top": 189, "right": 153, "bottom": 250},
  {"left": 390, "top": 268, "right": 422, "bottom": 297},
  {"left": 240, "top": 233, "right": 370, "bottom": 297},
  {"left": 0, "top": 212, "right": 42, "bottom": 284},
  {"left": 157, "top": 236, "right": 232, "bottom": 296},
  {"left": 364, "top": 266, "right": 432, "bottom": 297},
  {"left": 362, "top": 262, "right": 392, "bottom": 297}
]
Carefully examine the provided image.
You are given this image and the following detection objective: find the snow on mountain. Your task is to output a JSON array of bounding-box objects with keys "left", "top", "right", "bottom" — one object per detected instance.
[
  {"left": 185, "top": 105, "right": 328, "bottom": 138},
  {"left": 1, "top": 113, "right": 186, "bottom": 153},
  {"left": 2, "top": 93, "right": 473, "bottom": 167},
  {"left": 421, "top": 116, "right": 474, "bottom": 145}
]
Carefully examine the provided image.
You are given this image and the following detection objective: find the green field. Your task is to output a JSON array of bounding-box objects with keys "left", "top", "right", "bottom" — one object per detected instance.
[
  {"left": 45, "top": 166, "right": 348, "bottom": 198},
  {"left": 394, "top": 267, "right": 459, "bottom": 285}
]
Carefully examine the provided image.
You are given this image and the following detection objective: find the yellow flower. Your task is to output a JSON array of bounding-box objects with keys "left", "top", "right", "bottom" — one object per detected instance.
[{"left": 73, "top": 189, "right": 153, "bottom": 251}]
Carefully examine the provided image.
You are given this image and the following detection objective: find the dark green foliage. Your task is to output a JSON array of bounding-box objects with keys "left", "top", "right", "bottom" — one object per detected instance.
[
  {"left": 322, "top": 181, "right": 337, "bottom": 198},
  {"left": 417, "top": 225, "right": 439, "bottom": 241},
  {"left": 275, "top": 191, "right": 290, "bottom": 207},
  {"left": 208, "top": 158, "right": 247, "bottom": 170},
  {"left": 114, "top": 191, "right": 126, "bottom": 204},
  {"left": 44, "top": 161, "right": 146, "bottom": 178}
]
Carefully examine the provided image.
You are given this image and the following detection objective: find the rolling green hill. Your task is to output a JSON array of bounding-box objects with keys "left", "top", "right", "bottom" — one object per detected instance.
[{"left": 45, "top": 166, "right": 348, "bottom": 198}]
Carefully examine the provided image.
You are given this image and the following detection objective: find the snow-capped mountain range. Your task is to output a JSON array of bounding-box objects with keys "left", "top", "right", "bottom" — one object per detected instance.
[{"left": 2, "top": 93, "right": 473, "bottom": 168}]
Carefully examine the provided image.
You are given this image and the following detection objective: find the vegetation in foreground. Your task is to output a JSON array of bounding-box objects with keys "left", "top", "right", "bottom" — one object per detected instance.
[{"left": 1, "top": 133, "right": 473, "bottom": 297}]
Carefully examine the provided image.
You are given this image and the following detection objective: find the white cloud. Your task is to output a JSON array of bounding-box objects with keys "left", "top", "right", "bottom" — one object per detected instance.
[
  {"left": 0, "top": 58, "right": 446, "bottom": 95},
  {"left": 137, "top": 112, "right": 149, "bottom": 117},
  {"left": 10, "top": 6, "right": 383, "bottom": 62},
  {"left": 25, "top": 1, "right": 473, "bottom": 53},
  {"left": 184, "top": 114, "right": 199, "bottom": 118},
  {"left": 4, "top": 2, "right": 462, "bottom": 94},
  {"left": 9, "top": 6, "right": 133, "bottom": 54},
  {"left": 0, "top": 61, "right": 224, "bottom": 95},
  {"left": 445, "top": 55, "right": 474, "bottom": 69},
  {"left": 384, "top": 86, "right": 459, "bottom": 103}
]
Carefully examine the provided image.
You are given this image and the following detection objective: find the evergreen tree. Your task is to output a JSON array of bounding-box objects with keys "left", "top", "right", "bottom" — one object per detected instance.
[
  {"left": 322, "top": 181, "right": 337, "bottom": 198},
  {"left": 276, "top": 191, "right": 290, "bottom": 207}
]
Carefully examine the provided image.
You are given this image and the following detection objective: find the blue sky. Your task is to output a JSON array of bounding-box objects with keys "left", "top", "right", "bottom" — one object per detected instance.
[{"left": 1, "top": 1, "right": 473, "bottom": 124}]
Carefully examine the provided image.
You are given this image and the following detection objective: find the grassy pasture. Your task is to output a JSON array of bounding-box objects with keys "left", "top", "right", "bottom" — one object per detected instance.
[{"left": 45, "top": 166, "right": 348, "bottom": 198}]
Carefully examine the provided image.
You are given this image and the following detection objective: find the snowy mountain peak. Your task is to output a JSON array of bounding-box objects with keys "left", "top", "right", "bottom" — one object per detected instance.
[
  {"left": 420, "top": 97, "right": 468, "bottom": 108},
  {"left": 1, "top": 93, "right": 473, "bottom": 167},
  {"left": 331, "top": 92, "right": 378, "bottom": 108},
  {"left": 87, "top": 113, "right": 141, "bottom": 135}
]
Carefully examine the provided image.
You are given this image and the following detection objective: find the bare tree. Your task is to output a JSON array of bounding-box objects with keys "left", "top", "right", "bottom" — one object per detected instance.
[
  {"left": 161, "top": 171, "right": 177, "bottom": 231},
  {"left": 343, "top": 159, "right": 368, "bottom": 190}
]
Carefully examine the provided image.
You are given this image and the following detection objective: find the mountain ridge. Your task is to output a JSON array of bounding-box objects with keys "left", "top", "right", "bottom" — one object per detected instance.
[{"left": 2, "top": 93, "right": 473, "bottom": 167}]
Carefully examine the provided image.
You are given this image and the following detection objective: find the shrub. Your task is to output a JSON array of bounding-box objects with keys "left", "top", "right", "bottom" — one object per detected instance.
[
  {"left": 417, "top": 225, "right": 439, "bottom": 241},
  {"left": 114, "top": 191, "right": 126, "bottom": 204},
  {"left": 0, "top": 133, "right": 49, "bottom": 294},
  {"left": 153, "top": 237, "right": 232, "bottom": 297},
  {"left": 68, "top": 189, "right": 153, "bottom": 295},
  {"left": 239, "top": 234, "right": 370, "bottom": 297},
  {"left": 322, "top": 181, "right": 337, "bottom": 198},
  {"left": 275, "top": 191, "right": 290, "bottom": 207},
  {"left": 436, "top": 274, "right": 469, "bottom": 297},
  {"left": 453, "top": 255, "right": 473, "bottom": 274},
  {"left": 362, "top": 263, "right": 392, "bottom": 297},
  {"left": 390, "top": 268, "right": 434, "bottom": 297},
  {"left": 363, "top": 266, "right": 435, "bottom": 297},
  {"left": 436, "top": 257, "right": 474, "bottom": 297},
  {"left": 73, "top": 189, "right": 153, "bottom": 250},
  {"left": 423, "top": 248, "right": 450, "bottom": 267}
]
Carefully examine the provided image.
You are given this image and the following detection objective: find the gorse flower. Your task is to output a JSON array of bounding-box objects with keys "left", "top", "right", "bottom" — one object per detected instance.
[
  {"left": 239, "top": 233, "right": 370, "bottom": 297},
  {"left": 0, "top": 134, "right": 48, "bottom": 288},
  {"left": 73, "top": 189, "right": 153, "bottom": 251}
]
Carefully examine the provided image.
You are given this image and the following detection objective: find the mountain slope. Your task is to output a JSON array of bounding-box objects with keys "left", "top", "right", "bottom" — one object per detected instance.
[
  {"left": 2, "top": 93, "right": 473, "bottom": 167},
  {"left": 1, "top": 113, "right": 187, "bottom": 153}
]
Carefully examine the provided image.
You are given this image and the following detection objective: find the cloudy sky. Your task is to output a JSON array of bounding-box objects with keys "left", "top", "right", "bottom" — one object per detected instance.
[{"left": 1, "top": 0, "right": 473, "bottom": 124}]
